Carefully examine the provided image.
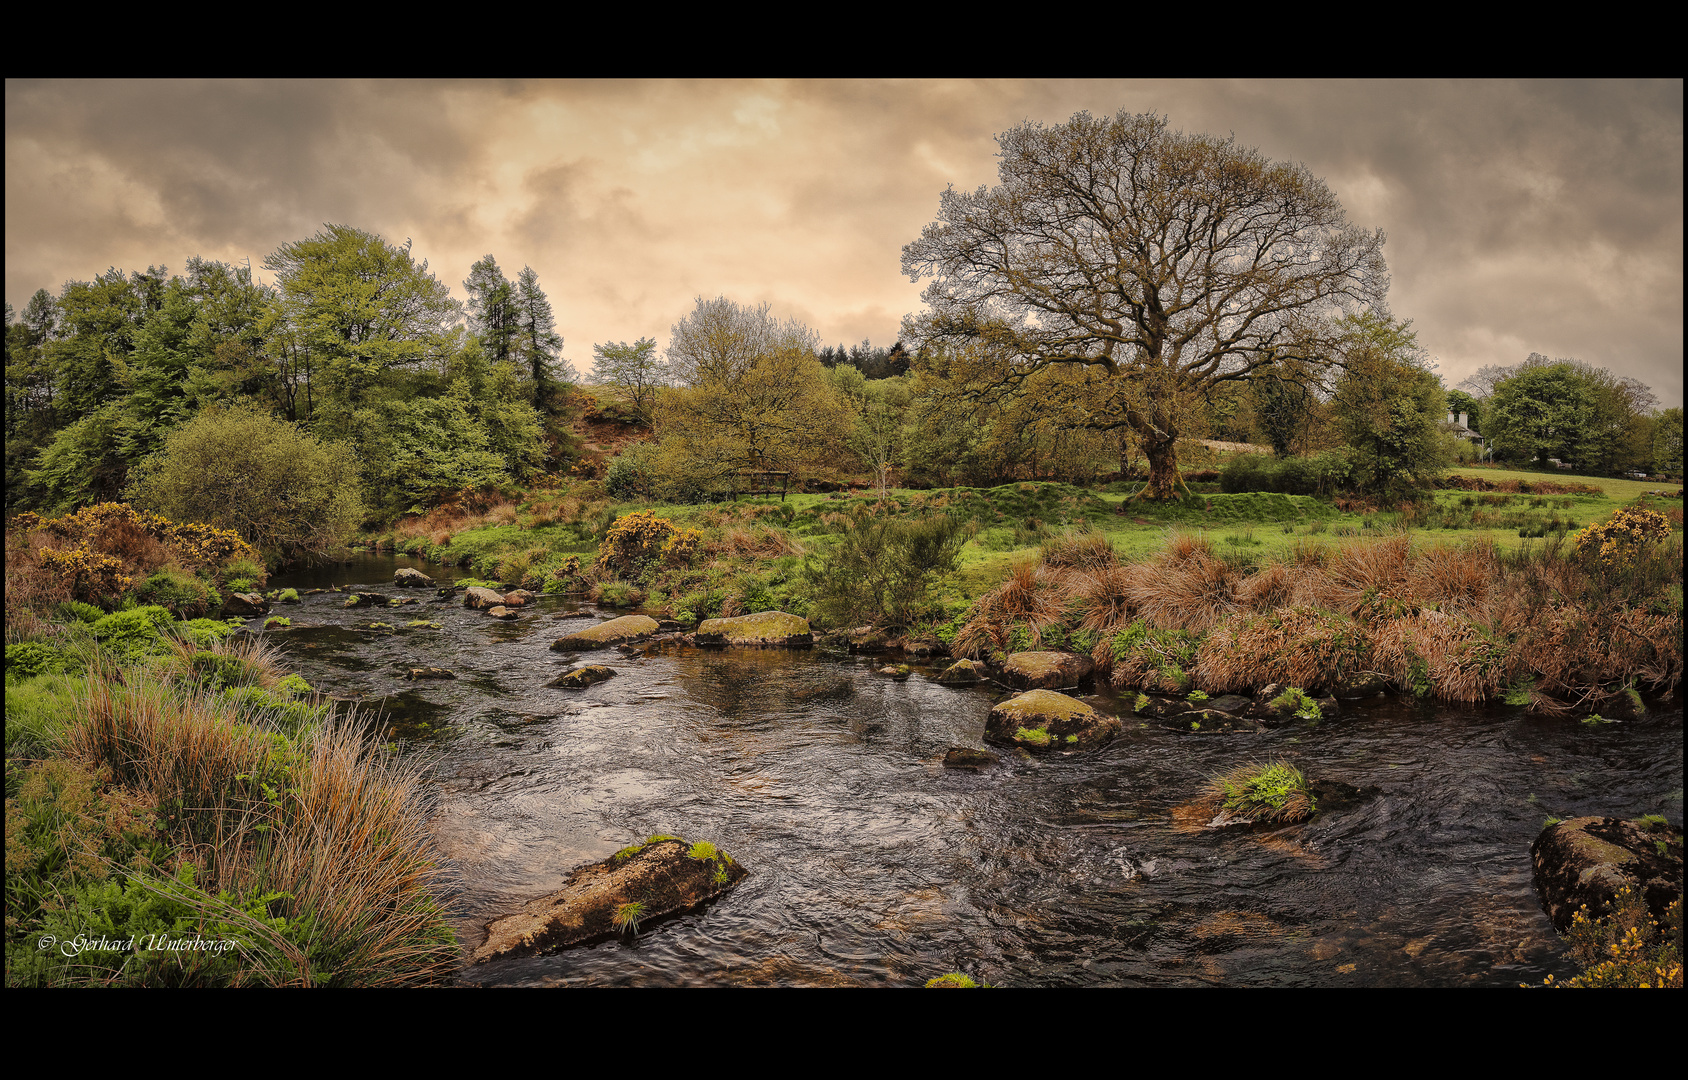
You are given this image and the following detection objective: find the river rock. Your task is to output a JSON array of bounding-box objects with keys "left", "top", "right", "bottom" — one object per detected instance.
[
  {"left": 342, "top": 592, "right": 386, "bottom": 608},
  {"left": 695, "top": 611, "right": 813, "bottom": 647},
  {"left": 821, "top": 626, "right": 892, "bottom": 653},
  {"left": 942, "top": 747, "right": 999, "bottom": 770},
  {"left": 406, "top": 666, "right": 456, "bottom": 680},
  {"left": 550, "top": 614, "right": 660, "bottom": 651},
  {"left": 548, "top": 665, "right": 616, "bottom": 689},
  {"left": 1531, "top": 816, "right": 1684, "bottom": 933},
  {"left": 464, "top": 586, "right": 506, "bottom": 610},
  {"left": 1333, "top": 672, "right": 1388, "bottom": 699},
  {"left": 472, "top": 837, "right": 748, "bottom": 963},
  {"left": 394, "top": 568, "right": 434, "bottom": 588},
  {"left": 985, "top": 689, "right": 1121, "bottom": 751},
  {"left": 877, "top": 665, "right": 911, "bottom": 681},
  {"left": 486, "top": 605, "right": 519, "bottom": 620},
  {"left": 503, "top": 590, "right": 536, "bottom": 607},
  {"left": 1001, "top": 651, "right": 1094, "bottom": 690},
  {"left": 222, "top": 593, "right": 270, "bottom": 617},
  {"left": 936, "top": 658, "right": 983, "bottom": 686},
  {"left": 1165, "top": 707, "right": 1267, "bottom": 733}
]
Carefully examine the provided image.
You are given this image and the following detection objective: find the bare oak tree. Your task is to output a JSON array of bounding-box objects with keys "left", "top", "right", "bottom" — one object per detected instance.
[{"left": 901, "top": 111, "right": 1389, "bottom": 499}]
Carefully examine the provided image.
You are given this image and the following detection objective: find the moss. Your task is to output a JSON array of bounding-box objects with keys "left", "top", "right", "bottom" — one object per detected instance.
[
  {"left": 1204, "top": 760, "right": 1316, "bottom": 823},
  {"left": 925, "top": 973, "right": 981, "bottom": 987},
  {"left": 1014, "top": 726, "right": 1052, "bottom": 747},
  {"left": 695, "top": 610, "right": 811, "bottom": 645}
]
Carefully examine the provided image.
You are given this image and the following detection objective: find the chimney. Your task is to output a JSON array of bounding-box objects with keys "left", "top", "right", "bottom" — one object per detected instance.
[
  {"left": 1458, "top": 412, "right": 1468, "bottom": 429},
  {"left": 1448, "top": 411, "right": 1455, "bottom": 425}
]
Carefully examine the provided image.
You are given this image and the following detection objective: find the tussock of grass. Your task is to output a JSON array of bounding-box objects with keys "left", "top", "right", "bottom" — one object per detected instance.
[{"left": 1202, "top": 760, "right": 1316, "bottom": 823}]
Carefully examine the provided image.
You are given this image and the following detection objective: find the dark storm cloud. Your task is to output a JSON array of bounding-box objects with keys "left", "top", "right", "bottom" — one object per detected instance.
[{"left": 6, "top": 78, "right": 1681, "bottom": 404}]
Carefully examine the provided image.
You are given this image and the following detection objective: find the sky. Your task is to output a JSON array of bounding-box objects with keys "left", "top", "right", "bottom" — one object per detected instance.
[{"left": 6, "top": 78, "right": 1682, "bottom": 405}]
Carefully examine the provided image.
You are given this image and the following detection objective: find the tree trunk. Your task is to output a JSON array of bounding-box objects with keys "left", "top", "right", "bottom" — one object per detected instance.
[{"left": 1139, "top": 430, "right": 1183, "bottom": 501}]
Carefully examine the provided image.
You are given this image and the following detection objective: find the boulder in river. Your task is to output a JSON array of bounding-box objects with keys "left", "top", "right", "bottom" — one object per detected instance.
[
  {"left": 548, "top": 665, "right": 616, "bottom": 689},
  {"left": 984, "top": 689, "right": 1120, "bottom": 751},
  {"left": 936, "top": 658, "right": 983, "bottom": 686},
  {"left": 394, "top": 568, "right": 434, "bottom": 588},
  {"left": 222, "top": 593, "right": 270, "bottom": 618},
  {"left": 464, "top": 586, "right": 505, "bottom": 610},
  {"left": 473, "top": 836, "right": 748, "bottom": 963},
  {"left": 502, "top": 590, "right": 536, "bottom": 607},
  {"left": 1001, "top": 651, "right": 1093, "bottom": 690},
  {"left": 695, "top": 611, "right": 812, "bottom": 647},
  {"left": 486, "top": 606, "right": 519, "bottom": 620},
  {"left": 550, "top": 614, "right": 660, "bottom": 651},
  {"left": 1531, "top": 816, "right": 1683, "bottom": 933}
]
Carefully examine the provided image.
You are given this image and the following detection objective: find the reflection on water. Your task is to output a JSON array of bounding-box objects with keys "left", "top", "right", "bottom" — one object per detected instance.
[{"left": 267, "top": 553, "right": 1684, "bottom": 987}]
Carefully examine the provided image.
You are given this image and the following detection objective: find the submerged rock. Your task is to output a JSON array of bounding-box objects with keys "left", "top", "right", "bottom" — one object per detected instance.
[
  {"left": 550, "top": 614, "right": 660, "bottom": 651},
  {"left": 820, "top": 626, "right": 892, "bottom": 653},
  {"left": 548, "top": 665, "right": 616, "bottom": 689},
  {"left": 394, "top": 568, "right": 434, "bottom": 588},
  {"left": 342, "top": 592, "right": 386, "bottom": 608},
  {"left": 942, "top": 747, "right": 999, "bottom": 770},
  {"left": 936, "top": 658, "right": 983, "bottom": 686},
  {"left": 1001, "top": 651, "right": 1093, "bottom": 690},
  {"left": 1531, "top": 816, "right": 1684, "bottom": 933},
  {"left": 406, "top": 666, "right": 456, "bottom": 680},
  {"left": 985, "top": 689, "right": 1121, "bottom": 751},
  {"left": 1332, "top": 673, "right": 1388, "bottom": 699},
  {"left": 486, "top": 606, "right": 519, "bottom": 620},
  {"left": 473, "top": 837, "right": 748, "bottom": 963},
  {"left": 695, "top": 611, "right": 812, "bottom": 647}
]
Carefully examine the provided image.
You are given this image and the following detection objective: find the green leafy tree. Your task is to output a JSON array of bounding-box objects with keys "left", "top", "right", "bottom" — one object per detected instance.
[
  {"left": 263, "top": 225, "right": 460, "bottom": 420},
  {"left": 901, "top": 110, "right": 1388, "bottom": 500},
  {"left": 126, "top": 405, "right": 364, "bottom": 564},
  {"left": 464, "top": 255, "right": 519, "bottom": 368},
  {"left": 1653, "top": 407, "right": 1683, "bottom": 476},
  {"left": 24, "top": 403, "right": 138, "bottom": 513},
  {"left": 657, "top": 297, "right": 852, "bottom": 493},
  {"left": 1330, "top": 314, "right": 1450, "bottom": 495},
  {"left": 591, "top": 337, "right": 665, "bottom": 425},
  {"left": 1484, "top": 360, "right": 1598, "bottom": 468}
]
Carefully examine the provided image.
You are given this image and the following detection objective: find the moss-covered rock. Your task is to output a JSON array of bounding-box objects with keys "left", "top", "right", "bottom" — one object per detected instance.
[
  {"left": 936, "top": 658, "right": 983, "bottom": 686},
  {"left": 1531, "top": 816, "right": 1683, "bottom": 932},
  {"left": 1001, "top": 651, "right": 1093, "bottom": 690},
  {"left": 695, "top": 611, "right": 812, "bottom": 647},
  {"left": 222, "top": 592, "right": 270, "bottom": 617},
  {"left": 548, "top": 665, "right": 616, "bottom": 689},
  {"left": 985, "top": 689, "right": 1120, "bottom": 751},
  {"left": 472, "top": 837, "right": 747, "bottom": 963},
  {"left": 550, "top": 614, "right": 660, "bottom": 651}
]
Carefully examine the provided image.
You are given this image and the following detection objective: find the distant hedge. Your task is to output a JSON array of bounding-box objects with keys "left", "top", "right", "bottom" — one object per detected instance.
[{"left": 1219, "top": 452, "right": 1352, "bottom": 497}]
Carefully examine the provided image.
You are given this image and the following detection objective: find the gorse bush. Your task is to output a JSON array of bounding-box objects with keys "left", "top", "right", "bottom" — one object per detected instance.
[{"left": 598, "top": 511, "right": 679, "bottom": 578}]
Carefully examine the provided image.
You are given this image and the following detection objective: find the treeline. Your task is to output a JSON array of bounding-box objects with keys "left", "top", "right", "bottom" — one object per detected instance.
[{"left": 5, "top": 226, "right": 578, "bottom": 526}]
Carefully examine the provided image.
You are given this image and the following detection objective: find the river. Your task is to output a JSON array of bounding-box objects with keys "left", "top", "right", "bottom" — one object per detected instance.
[{"left": 266, "top": 552, "right": 1684, "bottom": 987}]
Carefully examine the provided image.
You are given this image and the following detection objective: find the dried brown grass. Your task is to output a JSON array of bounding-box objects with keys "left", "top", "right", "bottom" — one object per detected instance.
[
  {"left": 1195, "top": 607, "right": 1375, "bottom": 694},
  {"left": 5, "top": 528, "right": 69, "bottom": 642},
  {"left": 1370, "top": 611, "right": 1507, "bottom": 704},
  {"left": 953, "top": 559, "right": 1068, "bottom": 658},
  {"left": 62, "top": 666, "right": 457, "bottom": 985}
]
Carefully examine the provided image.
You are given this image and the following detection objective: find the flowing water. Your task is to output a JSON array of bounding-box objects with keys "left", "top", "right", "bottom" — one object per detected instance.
[{"left": 267, "top": 552, "right": 1684, "bottom": 987}]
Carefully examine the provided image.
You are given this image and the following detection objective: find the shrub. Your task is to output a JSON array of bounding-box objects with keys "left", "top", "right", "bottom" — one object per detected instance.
[
  {"left": 1540, "top": 886, "right": 1682, "bottom": 988},
  {"left": 598, "top": 511, "right": 679, "bottom": 578},
  {"left": 1573, "top": 506, "right": 1672, "bottom": 568},
  {"left": 126, "top": 405, "right": 365, "bottom": 564},
  {"left": 807, "top": 510, "right": 966, "bottom": 630},
  {"left": 135, "top": 566, "right": 221, "bottom": 619}
]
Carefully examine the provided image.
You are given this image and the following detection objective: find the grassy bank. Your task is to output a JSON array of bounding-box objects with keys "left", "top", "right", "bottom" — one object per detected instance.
[{"left": 5, "top": 633, "right": 459, "bottom": 987}]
